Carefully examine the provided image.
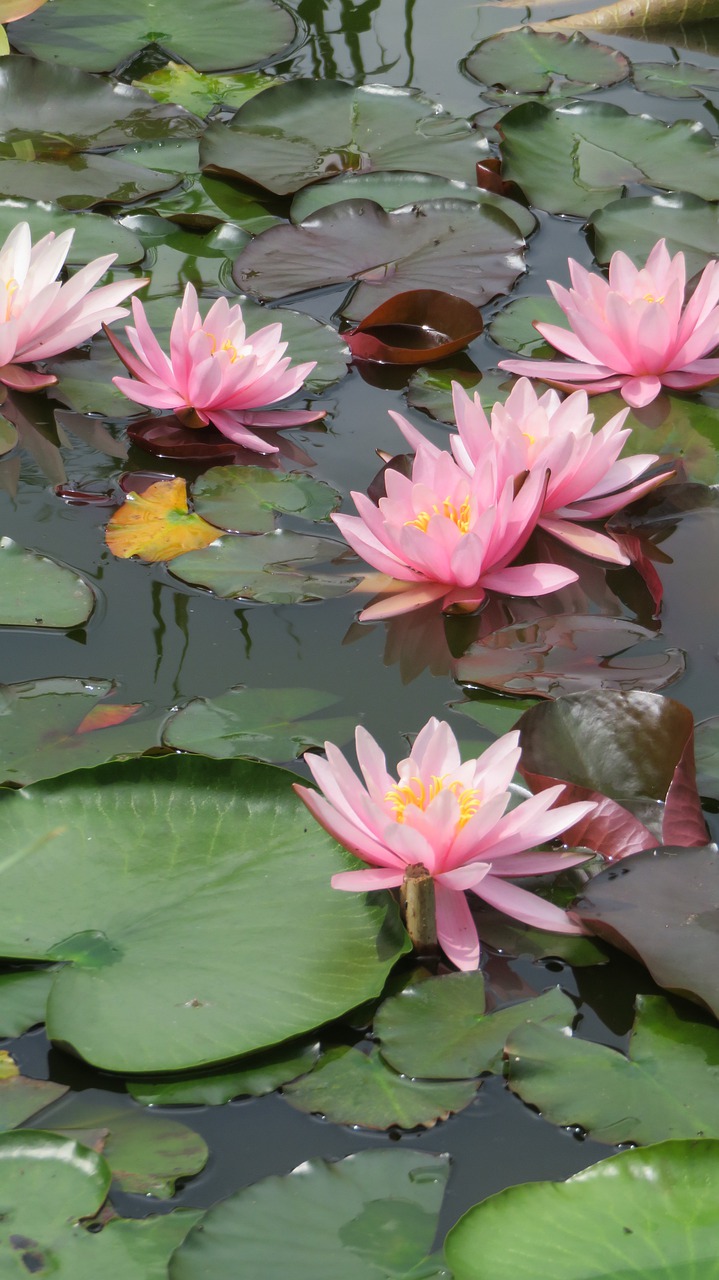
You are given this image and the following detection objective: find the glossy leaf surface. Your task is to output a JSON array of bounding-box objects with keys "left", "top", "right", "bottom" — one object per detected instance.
[
  {"left": 170, "top": 531, "right": 358, "bottom": 603},
  {"left": 345, "top": 290, "right": 483, "bottom": 365},
  {"left": 163, "top": 686, "right": 354, "bottom": 762},
  {"left": 0, "top": 538, "right": 94, "bottom": 628},
  {"left": 128, "top": 1041, "right": 320, "bottom": 1106},
  {"left": 0, "top": 968, "right": 55, "bottom": 1036},
  {"left": 192, "top": 465, "right": 341, "bottom": 534},
  {"left": 465, "top": 29, "right": 628, "bottom": 93},
  {"left": 0, "top": 201, "right": 144, "bottom": 264},
  {"left": 590, "top": 192, "right": 719, "bottom": 278},
  {"left": 0, "top": 1051, "right": 68, "bottom": 1129}
]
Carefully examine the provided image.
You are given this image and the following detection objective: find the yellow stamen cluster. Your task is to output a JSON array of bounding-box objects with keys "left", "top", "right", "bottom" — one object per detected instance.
[
  {"left": 3, "top": 278, "right": 18, "bottom": 322},
  {"left": 407, "top": 496, "right": 472, "bottom": 534},
  {"left": 385, "top": 774, "right": 481, "bottom": 829},
  {"left": 643, "top": 293, "right": 665, "bottom": 304}
]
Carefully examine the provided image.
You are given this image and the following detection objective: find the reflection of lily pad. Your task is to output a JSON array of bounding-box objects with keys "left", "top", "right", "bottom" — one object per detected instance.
[
  {"left": 134, "top": 62, "right": 279, "bottom": 118},
  {"left": 500, "top": 100, "right": 719, "bottom": 216},
  {"left": 0, "top": 755, "right": 407, "bottom": 1071},
  {"left": 10, "top": 0, "right": 297, "bottom": 73},
  {"left": 170, "top": 531, "right": 358, "bottom": 603},
  {"left": 163, "top": 685, "right": 354, "bottom": 761},
  {"left": 465, "top": 29, "right": 628, "bottom": 94},
  {"left": 201, "top": 80, "right": 488, "bottom": 195},
  {"left": 446, "top": 1140, "right": 719, "bottom": 1280},
  {"left": 0, "top": 538, "right": 95, "bottom": 628},
  {"left": 233, "top": 199, "right": 526, "bottom": 322}
]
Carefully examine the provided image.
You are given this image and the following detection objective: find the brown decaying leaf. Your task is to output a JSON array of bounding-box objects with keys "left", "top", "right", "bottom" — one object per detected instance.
[{"left": 346, "top": 290, "right": 483, "bottom": 365}]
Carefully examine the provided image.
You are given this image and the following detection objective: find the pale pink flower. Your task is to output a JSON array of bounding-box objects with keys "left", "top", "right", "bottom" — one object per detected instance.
[
  {"left": 498, "top": 240, "right": 719, "bottom": 408},
  {"left": 333, "top": 444, "right": 578, "bottom": 621},
  {"left": 392, "top": 380, "right": 670, "bottom": 565},
  {"left": 294, "top": 719, "right": 596, "bottom": 970},
  {"left": 106, "top": 284, "right": 324, "bottom": 454},
  {"left": 0, "top": 221, "right": 146, "bottom": 392}
]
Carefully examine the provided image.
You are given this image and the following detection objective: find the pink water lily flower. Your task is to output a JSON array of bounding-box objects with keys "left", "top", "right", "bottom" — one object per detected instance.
[
  {"left": 294, "top": 719, "right": 596, "bottom": 970},
  {"left": 333, "top": 444, "right": 578, "bottom": 621},
  {"left": 106, "top": 283, "right": 325, "bottom": 454},
  {"left": 498, "top": 240, "right": 719, "bottom": 409},
  {"left": 0, "top": 221, "right": 146, "bottom": 392},
  {"left": 392, "top": 379, "right": 669, "bottom": 565}
]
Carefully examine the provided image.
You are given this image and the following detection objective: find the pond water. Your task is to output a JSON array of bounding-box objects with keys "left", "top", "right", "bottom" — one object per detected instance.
[{"left": 2, "top": 0, "right": 719, "bottom": 1274}]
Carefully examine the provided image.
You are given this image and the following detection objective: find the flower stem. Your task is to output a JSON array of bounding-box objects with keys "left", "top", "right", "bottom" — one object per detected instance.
[{"left": 400, "top": 864, "right": 438, "bottom": 955}]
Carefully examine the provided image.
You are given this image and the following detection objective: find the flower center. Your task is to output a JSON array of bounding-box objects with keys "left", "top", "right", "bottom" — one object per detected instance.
[
  {"left": 3, "top": 278, "right": 18, "bottom": 321},
  {"left": 643, "top": 293, "right": 665, "bottom": 304},
  {"left": 201, "top": 330, "right": 242, "bottom": 362},
  {"left": 385, "top": 775, "right": 481, "bottom": 828},
  {"left": 406, "top": 496, "right": 471, "bottom": 534}
]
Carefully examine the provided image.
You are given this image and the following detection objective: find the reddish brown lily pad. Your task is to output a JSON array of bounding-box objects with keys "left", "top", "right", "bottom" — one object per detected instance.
[{"left": 345, "top": 290, "right": 483, "bottom": 365}]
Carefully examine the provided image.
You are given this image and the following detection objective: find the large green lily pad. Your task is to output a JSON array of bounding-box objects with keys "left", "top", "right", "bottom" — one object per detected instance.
[
  {"left": 170, "top": 531, "right": 358, "bottom": 604},
  {"left": 233, "top": 199, "right": 527, "bottom": 321},
  {"left": 171, "top": 1149, "right": 450, "bottom": 1280},
  {"left": 506, "top": 994, "right": 719, "bottom": 1144},
  {"left": 465, "top": 29, "right": 629, "bottom": 94},
  {"left": 0, "top": 755, "right": 407, "bottom": 1072},
  {"left": 499, "top": 100, "right": 719, "bottom": 216},
  {"left": 9, "top": 0, "right": 297, "bottom": 73},
  {"left": 163, "top": 686, "right": 354, "bottom": 761},
  {"left": 0, "top": 539, "right": 95, "bottom": 628},
  {"left": 590, "top": 192, "right": 719, "bottom": 278},
  {"left": 201, "top": 80, "right": 487, "bottom": 196},
  {"left": 375, "top": 977, "right": 575, "bottom": 1079},
  {"left": 445, "top": 1139, "right": 719, "bottom": 1280},
  {"left": 0, "top": 1130, "right": 202, "bottom": 1279},
  {"left": 0, "top": 968, "right": 56, "bottom": 1036},
  {"left": 0, "top": 678, "right": 163, "bottom": 786}
]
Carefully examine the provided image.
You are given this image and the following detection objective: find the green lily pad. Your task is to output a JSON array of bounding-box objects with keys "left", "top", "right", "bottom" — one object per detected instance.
[
  {"left": 0, "top": 678, "right": 163, "bottom": 786},
  {"left": 0, "top": 755, "right": 407, "bottom": 1072},
  {"left": 0, "top": 152, "right": 179, "bottom": 211},
  {"left": 134, "top": 62, "right": 279, "bottom": 118},
  {"left": 465, "top": 29, "right": 629, "bottom": 94},
  {"left": 696, "top": 714, "right": 719, "bottom": 800},
  {"left": 0, "top": 1130, "right": 202, "bottom": 1279},
  {"left": 406, "top": 366, "right": 485, "bottom": 423},
  {"left": 590, "top": 192, "right": 719, "bottom": 279},
  {"left": 0, "top": 539, "right": 95, "bottom": 628},
  {"left": 39, "top": 1098, "right": 208, "bottom": 1198},
  {"left": 590, "top": 388, "right": 719, "bottom": 484},
  {"left": 9, "top": 0, "right": 297, "bottom": 73},
  {"left": 505, "top": 994, "right": 719, "bottom": 1144},
  {"left": 500, "top": 100, "right": 719, "bottom": 216},
  {"left": 163, "top": 686, "right": 354, "bottom": 761},
  {"left": 0, "top": 416, "right": 17, "bottom": 457},
  {"left": 283, "top": 1044, "right": 479, "bottom": 1130},
  {"left": 0, "top": 201, "right": 145, "bottom": 264},
  {"left": 445, "top": 1139, "right": 719, "bottom": 1280},
  {"left": 170, "top": 531, "right": 358, "bottom": 604},
  {"left": 233, "top": 199, "right": 527, "bottom": 322},
  {"left": 450, "top": 694, "right": 540, "bottom": 742},
  {"left": 201, "top": 80, "right": 487, "bottom": 196},
  {"left": 375, "top": 976, "right": 575, "bottom": 1080},
  {"left": 488, "top": 294, "right": 565, "bottom": 356},
  {"left": 171, "top": 1149, "right": 450, "bottom": 1280},
  {"left": 0, "top": 1052, "right": 68, "bottom": 1129},
  {"left": 192, "top": 466, "right": 341, "bottom": 534},
  {"left": 128, "top": 1040, "right": 320, "bottom": 1106},
  {"left": 633, "top": 59, "right": 719, "bottom": 99},
  {"left": 0, "top": 968, "right": 55, "bottom": 1036},
  {"left": 47, "top": 347, "right": 145, "bottom": 418},
  {"left": 289, "top": 171, "right": 536, "bottom": 238}
]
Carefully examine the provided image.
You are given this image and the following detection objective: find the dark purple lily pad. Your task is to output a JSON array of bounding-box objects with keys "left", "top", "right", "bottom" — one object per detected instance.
[
  {"left": 345, "top": 290, "right": 483, "bottom": 365},
  {"left": 572, "top": 846, "right": 719, "bottom": 1018},
  {"left": 233, "top": 199, "right": 526, "bottom": 322}
]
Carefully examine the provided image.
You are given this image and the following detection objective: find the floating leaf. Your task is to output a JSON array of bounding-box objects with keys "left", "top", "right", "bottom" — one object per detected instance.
[
  {"left": 590, "top": 192, "right": 719, "bottom": 279},
  {"left": 695, "top": 714, "right": 719, "bottom": 801},
  {"left": 499, "top": 100, "right": 719, "bottom": 216},
  {"left": 532, "top": 0, "right": 719, "bottom": 31},
  {"left": 171, "top": 1149, "right": 450, "bottom": 1280},
  {"left": 163, "top": 686, "right": 354, "bottom": 762},
  {"left": 375, "top": 977, "right": 575, "bottom": 1080},
  {"left": 453, "top": 614, "right": 685, "bottom": 699},
  {"left": 470, "top": 904, "right": 608, "bottom": 966},
  {"left": 465, "top": 30, "right": 628, "bottom": 94},
  {"left": 0, "top": 1051, "right": 68, "bottom": 1129},
  {"left": 0, "top": 538, "right": 94, "bottom": 628},
  {"left": 289, "top": 170, "right": 537, "bottom": 238},
  {"left": 0, "top": 968, "right": 55, "bottom": 1036},
  {"left": 0, "top": 201, "right": 144, "bottom": 264},
  {"left": 134, "top": 62, "right": 278, "bottom": 118},
  {"left": 106, "top": 478, "right": 220, "bottom": 563},
  {"left": 633, "top": 59, "right": 719, "bottom": 99},
  {"left": 127, "top": 416, "right": 265, "bottom": 463},
  {"left": 192, "top": 466, "right": 341, "bottom": 534},
  {"left": 128, "top": 1041, "right": 320, "bottom": 1106},
  {"left": 488, "top": 294, "right": 564, "bottom": 356},
  {"left": 345, "top": 290, "right": 483, "bottom": 365},
  {"left": 406, "top": 365, "right": 486, "bottom": 422},
  {"left": 0, "top": 677, "right": 162, "bottom": 786},
  {"left": 573, "top": 845, "right": 719, "bottom": 1018},
  {"left": 201, "top": 81, "right": 487, "bottom": 196},
  {"left": 233, "top": 199, "right": 526, "bottom": 322},
  {"left": 0, "top": 415, "right": 17, "bottom": 457},
  {"left": 445, "top": 1139, "right": 719, "bottom": 1280},
  {"left": 506, "top": 994, "right": 719, "bottom": 1144},
  {"left": 0, "top": 755, "right": 407, "bottom": 1071},
  {"left": 283, "top": 1044, "right": 479, "bottom": 1130},
  {"left": 170, "top": 530, "right": 358, "bottom": 603},
  {"left": 10, "top": 0, "right": 297, "bottom": 73}
]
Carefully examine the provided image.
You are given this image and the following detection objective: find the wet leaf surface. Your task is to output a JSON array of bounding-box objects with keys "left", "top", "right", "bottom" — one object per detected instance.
[
  {"left": 505, "top": 994, "right": 719, "bottom": 1143},
  {"left": 573, "top": 845, "right": 719, "bottom": 1017},
  {"left": 0, "top": 538, "right": 95, "bottom": 628},
  {"left": 170, "top": 530, "right": 358, "bottom": 603},
  {"left": 163, "top": 685, "right": 354, "bottom": 761},
  {"left": 590, "top": 191, "right": 719, "bottom": 279},
  {"left": 465, "top": 29, "right": 629, "bottom": 94}
]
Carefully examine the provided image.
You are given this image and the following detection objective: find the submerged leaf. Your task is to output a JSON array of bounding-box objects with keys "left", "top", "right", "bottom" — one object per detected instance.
[{"left": 105, "top": 478, "right": 220, "bottom": 563}]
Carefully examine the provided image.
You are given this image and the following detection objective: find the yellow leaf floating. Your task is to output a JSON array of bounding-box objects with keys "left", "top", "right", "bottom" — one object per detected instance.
[{"left": 106, "top": 478, "right": 220, "bottom": 563}]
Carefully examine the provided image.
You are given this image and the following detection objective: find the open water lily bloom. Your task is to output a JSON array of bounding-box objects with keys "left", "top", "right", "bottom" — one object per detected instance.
[
  {"left": 498, "top": 240, "right": 719, "bottom": 409},
  {"left": 0, "top": 220, "right": 146, "bottom": 392},
  {"left": 106, "top": 283, "right": 324, "bottom": 454},
  {"left": 394, "top": 379, "right": 669, "bottom": 565},
  {"left": 294, "top": 720, "right": 596, "bottom": 970},
  {"left": 333, "top": 444, "right": 578, "bottom": 621}
]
